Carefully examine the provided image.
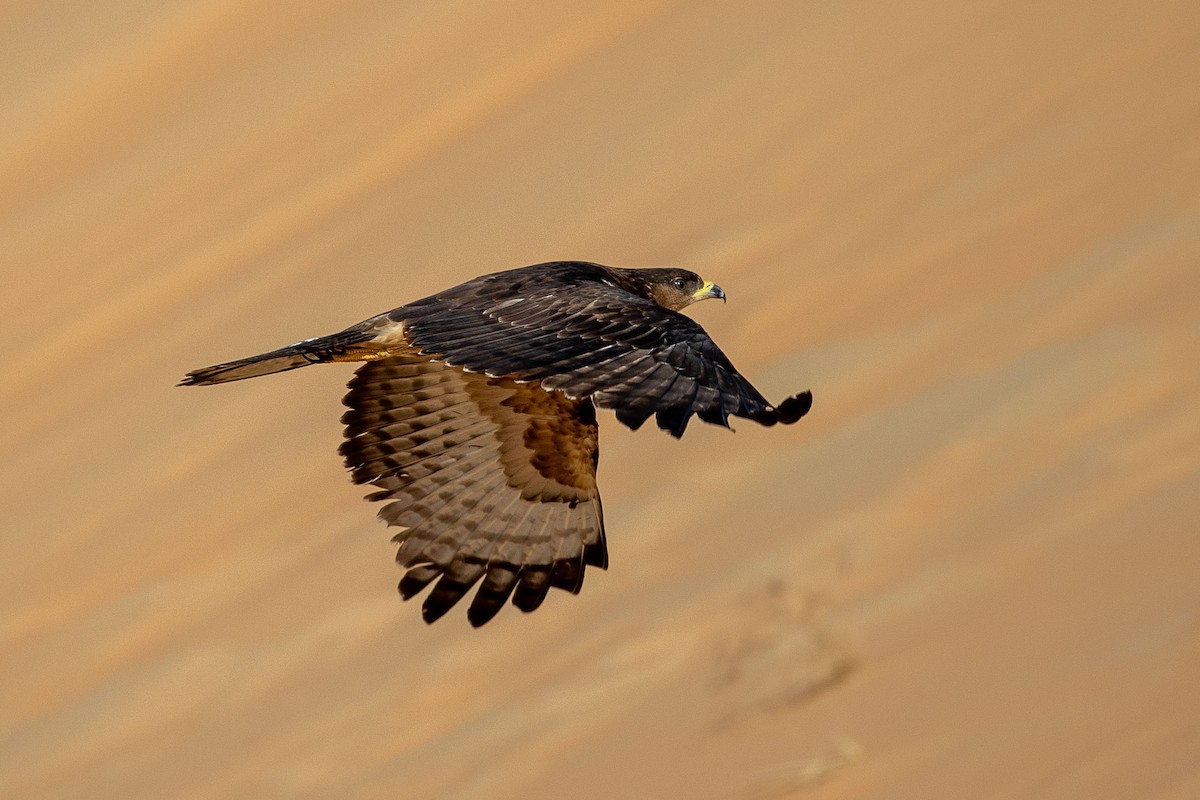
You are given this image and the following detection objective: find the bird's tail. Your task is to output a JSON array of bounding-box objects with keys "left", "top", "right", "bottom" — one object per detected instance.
[{"left": 180, "top": 322, "right": 395, "bottom": 386}]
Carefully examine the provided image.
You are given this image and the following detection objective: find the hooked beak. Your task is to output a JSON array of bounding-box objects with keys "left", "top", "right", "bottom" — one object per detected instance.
[{"left": 693, "top": 280, "right": 726, "bottom": 303}]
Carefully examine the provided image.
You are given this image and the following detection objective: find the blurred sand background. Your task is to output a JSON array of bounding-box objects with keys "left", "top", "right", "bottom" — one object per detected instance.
[{"left": 3, "top": 1, "right": 1199, "bottom": 798}]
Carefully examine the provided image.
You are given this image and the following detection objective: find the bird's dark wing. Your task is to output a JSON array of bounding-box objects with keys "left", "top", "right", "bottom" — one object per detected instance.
[
  {"left": 340, "top": 353, "right": 606, "bottom": 627},
  {"left": 394, "top": 270, "right": 809, "bottom": 437}
]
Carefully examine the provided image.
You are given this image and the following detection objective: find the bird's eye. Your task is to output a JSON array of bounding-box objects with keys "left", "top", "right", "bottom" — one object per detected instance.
[{"left": 671, "top": 277, "right": 687, "bottom": 290}]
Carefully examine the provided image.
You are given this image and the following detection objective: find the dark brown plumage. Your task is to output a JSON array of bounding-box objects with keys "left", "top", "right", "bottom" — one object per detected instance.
[{"left": 182, "top": 261, "right": 811, "bottom": 626}]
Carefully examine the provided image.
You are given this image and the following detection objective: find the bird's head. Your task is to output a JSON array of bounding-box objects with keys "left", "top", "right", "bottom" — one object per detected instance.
[{"left": 626, "top": 268, "right": 725, "bottom": 311}]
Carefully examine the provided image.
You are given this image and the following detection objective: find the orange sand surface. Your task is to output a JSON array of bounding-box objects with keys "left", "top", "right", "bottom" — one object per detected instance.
[{"left": 3, "top": 2, "right": 1199, "bottom": 798}]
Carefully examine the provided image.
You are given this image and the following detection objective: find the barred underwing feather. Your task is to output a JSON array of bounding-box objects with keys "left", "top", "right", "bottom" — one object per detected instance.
[{"left": 341, "top": 351, "right": 605, "bottom": 626}]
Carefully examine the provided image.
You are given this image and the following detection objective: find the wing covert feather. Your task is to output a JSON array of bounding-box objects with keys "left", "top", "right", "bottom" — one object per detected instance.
[{"left": 391, "top": 263, "right": 789, "bottom": 437}]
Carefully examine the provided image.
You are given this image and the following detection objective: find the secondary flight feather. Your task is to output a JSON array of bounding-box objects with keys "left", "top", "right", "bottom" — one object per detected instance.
[{"left": 182, "top": 261, "right": 811, "bottom": 626}]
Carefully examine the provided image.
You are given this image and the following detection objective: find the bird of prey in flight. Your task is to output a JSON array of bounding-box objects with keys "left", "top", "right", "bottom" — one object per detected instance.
[{"left": 182, "top": 261, "right": 811, "bottom": 626}]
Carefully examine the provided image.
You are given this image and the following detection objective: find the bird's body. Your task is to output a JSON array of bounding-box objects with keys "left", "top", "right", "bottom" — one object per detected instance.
[{"left": 183, "top": 261, "right": 810, "bottom": 626}]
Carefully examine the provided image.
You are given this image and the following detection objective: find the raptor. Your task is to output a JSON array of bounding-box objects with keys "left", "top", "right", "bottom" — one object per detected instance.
[{"left": 182, "top": 261, "right": 811, "bottom": 626}]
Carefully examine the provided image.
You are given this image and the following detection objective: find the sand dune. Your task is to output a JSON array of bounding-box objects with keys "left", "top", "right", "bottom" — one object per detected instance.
[{"left": 3, "top": 1, "right": 1199, "bottom": 798}]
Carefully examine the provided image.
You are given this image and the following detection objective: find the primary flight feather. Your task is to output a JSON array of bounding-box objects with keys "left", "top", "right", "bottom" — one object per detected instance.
[{"left": 182, "top": 261, "right": 811, "bottom": 626}]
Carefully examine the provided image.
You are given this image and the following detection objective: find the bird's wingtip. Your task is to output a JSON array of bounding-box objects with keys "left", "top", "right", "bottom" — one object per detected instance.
[
  {"left": 752, "top": 390, "right": 812, "bottom": 427},
  {"left": 776, "top": 390, "right": 813, "bottom": 424}
]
